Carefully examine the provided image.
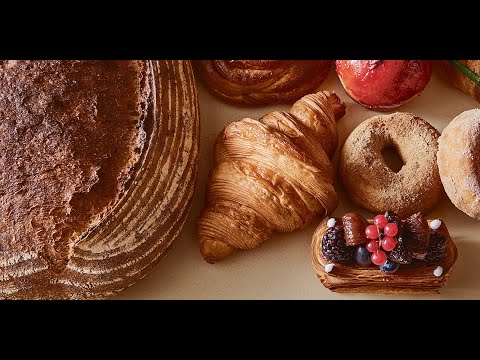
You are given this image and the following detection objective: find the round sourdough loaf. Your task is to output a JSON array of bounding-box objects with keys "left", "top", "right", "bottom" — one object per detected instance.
[{"left": 0, "top": 60, "right": 200, "bottom": 299}]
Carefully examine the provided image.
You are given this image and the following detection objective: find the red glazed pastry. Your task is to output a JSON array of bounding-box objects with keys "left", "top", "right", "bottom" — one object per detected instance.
[{"left": 336, "top": 60, "right": 432, "bottom": 111}]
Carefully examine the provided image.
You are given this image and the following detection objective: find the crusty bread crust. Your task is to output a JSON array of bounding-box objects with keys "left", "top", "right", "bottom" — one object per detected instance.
[
  {"left": 436, "top": 60, "right": 480, "bottom": 102},
  {"left": 0, "top": 61, "right": 150, "bottom": 272},
  {"left": 0, "top": 61, "right": 200, "bottom": 299}
]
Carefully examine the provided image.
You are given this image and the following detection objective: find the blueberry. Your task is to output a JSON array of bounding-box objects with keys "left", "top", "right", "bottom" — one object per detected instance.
[
  {"left": 354, "top": 245, "right": 372, "bottom": 267},
  {"left": 379, "top": 259, "right": 400, "bottom": 274}
]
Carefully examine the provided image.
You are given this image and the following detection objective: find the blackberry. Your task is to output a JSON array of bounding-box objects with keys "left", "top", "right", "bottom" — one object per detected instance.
[
  {"left": 425, "top": 232, "right": 447, "bottom": 264},
  {"left": 322, "top": 226, "right": 353, "bottom": 263},
  {"left": 388, "top": 229, "right": 413, "bottom": 264},
  {"left": 404, "top": 213, "right": 429, "bottom": 259},
  {"left": 384, "top": 211, "right": 402, "bottom": 228}
]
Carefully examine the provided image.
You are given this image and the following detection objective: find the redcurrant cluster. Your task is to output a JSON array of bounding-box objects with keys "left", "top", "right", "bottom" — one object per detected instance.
[{"left": 365, "top": 214, "right": 399, "bottom": 266}]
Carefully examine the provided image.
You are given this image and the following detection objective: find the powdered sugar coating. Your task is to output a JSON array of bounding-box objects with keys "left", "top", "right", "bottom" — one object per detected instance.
[
  {"left": 339, "top": 112, "right": 443, "bottom": 218},
  {"left": 438, "top": 109, "right": 480, "bottom": 220}
]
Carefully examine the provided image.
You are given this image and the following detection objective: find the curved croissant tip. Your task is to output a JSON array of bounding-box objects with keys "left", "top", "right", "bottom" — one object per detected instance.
[
  {"left": 299, "top": 91, "right": 346, "bottom": 122},
  {"left": 200, "top": 239, "right": 235, "bottom": 264},
  {"left": 322, "top": 91, "right": 346, "bottom": 121}
]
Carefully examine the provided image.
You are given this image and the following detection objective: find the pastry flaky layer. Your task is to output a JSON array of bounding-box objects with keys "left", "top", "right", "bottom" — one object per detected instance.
[
  {"left": 195, "top": 60, "right": 333, "bottom": 106},
  {"left": 312, "top": 218, "right": 457, "bottom": 294},
  {"left": 197, "top": 91, "right": 345, "bottom": 263},
  {"left": 0, "top": 60, "right": 151, "bottom": 273}
]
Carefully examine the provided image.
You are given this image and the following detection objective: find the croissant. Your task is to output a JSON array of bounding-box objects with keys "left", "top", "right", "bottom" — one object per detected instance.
[
  {"left": 197, "top": 91, "right": 346, "bottom": 263},
  {"left": 194, "top": 60, "right": 333, "bottom": 106}
]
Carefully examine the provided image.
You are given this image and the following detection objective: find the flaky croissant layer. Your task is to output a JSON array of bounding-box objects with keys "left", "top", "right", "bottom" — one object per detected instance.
[
  {"left": 195, "top": 60, "right": 333, "bottom": 106},
  {"left": 197, "top": 91, "right": 346, "bottom": 263}
]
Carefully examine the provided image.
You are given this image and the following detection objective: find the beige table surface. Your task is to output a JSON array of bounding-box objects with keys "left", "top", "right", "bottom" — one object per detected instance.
[{"left": 118, "top": 68, "right": 480, "bottom": 300}]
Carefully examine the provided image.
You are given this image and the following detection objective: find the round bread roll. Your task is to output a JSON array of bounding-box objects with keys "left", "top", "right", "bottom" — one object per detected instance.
[
  {"left": 0, "top": 60, "right": 199, "bottom": 299},
  {"left": 438, "top": 109, "right": 480, "bottom": 219}
]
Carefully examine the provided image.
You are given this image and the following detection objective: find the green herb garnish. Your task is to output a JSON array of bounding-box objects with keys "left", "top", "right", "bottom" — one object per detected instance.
[{"left": 449, "top": 60, "right": 480, "bottom": 87}]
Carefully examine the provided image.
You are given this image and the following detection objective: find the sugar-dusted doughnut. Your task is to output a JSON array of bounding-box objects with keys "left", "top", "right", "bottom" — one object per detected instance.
[{"left": 339, "top": 112, "right": 443, "bottom": 217}]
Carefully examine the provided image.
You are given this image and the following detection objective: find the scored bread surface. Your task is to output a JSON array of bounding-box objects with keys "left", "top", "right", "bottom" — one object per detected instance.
[{"left": 0, "top": 60, "right": 200, "bottom": 299}]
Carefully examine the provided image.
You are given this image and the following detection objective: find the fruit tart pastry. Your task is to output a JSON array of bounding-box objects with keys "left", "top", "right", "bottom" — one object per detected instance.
[{"left": 312, "top": 211, "right": 457, "bottom": 294}]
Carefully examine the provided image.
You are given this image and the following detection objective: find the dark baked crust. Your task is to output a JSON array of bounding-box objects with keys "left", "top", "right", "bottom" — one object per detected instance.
[
  {"left": 0, "top": 60, "right": 199, "bottom": 299},
  {"left": 0, "top": 60, "right": 150, "bottom": 272},
  {"left": 194, "top": 60, "right": 333, "bottom": 106}
]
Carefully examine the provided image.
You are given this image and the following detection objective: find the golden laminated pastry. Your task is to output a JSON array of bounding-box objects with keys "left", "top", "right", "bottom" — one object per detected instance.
[
  {"left": 195, "top": 60, "right": 333, "bottom": 106},
  {"left": 197, "top": 91, "right": 345, "bottom": 263},
  {"left": 312, "top": 217, "right": 457, "bottom": 294}
]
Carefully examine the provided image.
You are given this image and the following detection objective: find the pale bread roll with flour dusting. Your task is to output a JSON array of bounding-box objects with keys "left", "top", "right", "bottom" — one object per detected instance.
[{"left": 438, "top": 108, "right": 480, "bottom": 220}]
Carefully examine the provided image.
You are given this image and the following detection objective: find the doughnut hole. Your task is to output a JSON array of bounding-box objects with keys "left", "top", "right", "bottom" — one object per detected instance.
[{"left": 381, "top": 145, "right": 405, "bottom": 173}]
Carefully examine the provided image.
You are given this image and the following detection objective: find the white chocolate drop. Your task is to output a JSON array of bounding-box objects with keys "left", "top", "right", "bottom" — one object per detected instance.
[
  {"left": 327, "top": 218, "right": 336, "bottom": 228},
  {"left": 325, "top": 263, "right": 335, "bottom": 273},
  {"left": 433, "top": 266, "right": 444, "bottom": 277},
  {"left": 430, "top": 219, "right": 442, "bottom": 230}
]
